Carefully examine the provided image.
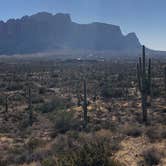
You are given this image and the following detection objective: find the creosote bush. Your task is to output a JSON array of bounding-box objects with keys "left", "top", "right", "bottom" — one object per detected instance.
[
  {"left": 54, "top": 110, "right": 80, "bottom": 134},
  {"left": 51, "top": 130, "right": 123, "bottom": 166},
  {"left": 145, "top": 126, "right": 165, "bottom": 142},
  {"left": 39, "top": 97, "right": 67, "bottom": 113},
  {"left": 124, "top": 125, "right": 143, "bottom": 137},
  {"left": 143, "top": 147, "right": 162, "bottom": 166},
  {"left": 102, "top": 85, "right": 124, "bottom": 98},
  {"left": 41, "top": 157, "right": 55, "bottom": 166},
  {"left": 56, "top": 140, "right": 121, "bottom": 166}
]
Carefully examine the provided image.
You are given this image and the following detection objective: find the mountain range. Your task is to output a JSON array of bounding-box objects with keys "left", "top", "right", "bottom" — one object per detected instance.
[{"left": 0, "top": 12, "right": 164, "bottom": 56}]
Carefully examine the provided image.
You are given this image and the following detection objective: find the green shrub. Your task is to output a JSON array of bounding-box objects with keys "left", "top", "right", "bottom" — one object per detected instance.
[
  {"left": 41, "top": 157, "right": 55, "bottom": 166},
  {"left": 31, "top": 95, "right": 44, "bottom": 104},
  {"left": 124, "top": 126, "right": 142, "bottom": 137},
  {"left": 146, "top": 126, "right": 166, "bottom": 142},
  {"left": 54, "top": 110, "right": 80, "bottom": 134},
  {"left": 7, "top": 82, "right": 23, "bottom": 91},
  {"left": 26, "top": 138, "right": 42, "bottom": 153},
  {"left": 143, "top": 147, "right": 162, "bottom": 166},
  {"left": 66, "top": 130, "right": 80, "bottom": 140},
  {"left": 102, "top": 85, "right": 124, "bottom": 98},
  {"left": 39, "top": 98, "right": 66, "bottom": 113},
  {"left": 56, "top": 140, "right": 121, "bottom": 166},
  {"left": 39, "top": 87, "right": 47, "bottom": 94}
]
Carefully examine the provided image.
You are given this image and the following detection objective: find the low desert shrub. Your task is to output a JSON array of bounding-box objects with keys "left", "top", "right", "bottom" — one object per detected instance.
[
  {"left": 41, "top": 157, "right": 55, "bottom": 166},
  {"left": 145, "top": 126, "right": 165, "bottom": 142},
  {"left": 26, "top": 138, "right": 42, "bottom": 153},
  {"left": 54, "top": 110, "right": 80, "bottom": 134},
  {"left": 143, "top": 147, "right": 162, "bottom": 166},
  {"left": 124, "top": 125, "right": 143, "bottom": 137},
  {"left": 102, "top": 86, "right": 124, "bottom": 98},
  {"left": 56, "top": 140, "right": 121, "bottom": 166},
  {"left": 39, "top": 97, "right": 66, "bottom": 113},
  {"left": 31, "top": 95, "right": 44, "bottom": 104}
]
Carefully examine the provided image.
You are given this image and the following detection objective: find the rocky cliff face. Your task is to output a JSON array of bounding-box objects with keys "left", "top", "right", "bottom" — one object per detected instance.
[{"left": 0, "top": 12, "right": 141, "bottom": 55}]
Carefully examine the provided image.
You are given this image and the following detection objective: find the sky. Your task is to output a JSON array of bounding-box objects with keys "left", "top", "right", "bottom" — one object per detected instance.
[{"left": 0, "top": 0, "right": 166, "bottom": 51}]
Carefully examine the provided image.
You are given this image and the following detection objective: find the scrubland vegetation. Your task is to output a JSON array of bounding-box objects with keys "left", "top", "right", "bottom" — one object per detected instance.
[{"left": 0, "top": 49, "right": 165, "bottom": 166}]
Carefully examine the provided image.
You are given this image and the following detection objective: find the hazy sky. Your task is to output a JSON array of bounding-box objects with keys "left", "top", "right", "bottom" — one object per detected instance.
[{"left": 0, "top": 0, "right": 166, "bottom": 50}]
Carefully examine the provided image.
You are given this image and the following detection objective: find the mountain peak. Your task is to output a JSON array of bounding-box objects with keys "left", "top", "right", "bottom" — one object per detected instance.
[
  {"left": 0, "top": 12, "right": 141, "bottom": 55},
  {"left": 94, "top": 22, "right": 120, "bottom": 29},
  {"left": 31, "top": 12, "right": 53, "bottom": 17},
  {"left": 125, "top": 32, "right": 141, "bottom": 50},
  {"left": 54, "top": 13, "right": 71, "bottom": 23},
  {"left": 27, "top": 12, "right": 72, "bottom": 24},
  {"left": 30, "top": 12, "right": 53, "bottom": 21},
  {"left": 126, "top": 32, "right": 137, "bottom": 38}
]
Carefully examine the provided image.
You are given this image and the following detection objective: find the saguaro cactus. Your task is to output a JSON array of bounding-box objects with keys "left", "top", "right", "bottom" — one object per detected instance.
[
  {"left": 28, "top": 85, "right": 33, "bottom": 126},
  {"left": 83, "top": 79, "right": 88, "bottom": 128},
  {"left": 5, "top": 95, "right": 8, "bottom": 113},
  {"left": 4, "top": 95, "right": 8, "bottom": 121},
  {"left": 137, "top": 45, "right": 152, "bottom": 123},
  {"left": 164, "top": 67, "right": 166, "bottom": 97}
]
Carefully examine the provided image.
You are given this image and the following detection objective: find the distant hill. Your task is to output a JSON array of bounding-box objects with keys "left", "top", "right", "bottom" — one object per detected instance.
[{"left": 0, "top": 12, "right": 153, "bottom": 55}]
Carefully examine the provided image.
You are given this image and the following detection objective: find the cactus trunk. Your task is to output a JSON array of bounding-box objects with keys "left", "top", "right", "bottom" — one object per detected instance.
[
  {"left": 28, "top": 86, "right": 33, "bottom": 126},
  {"left": 83, "top": 80, "right": 88, "bottom": 128},
  {"left": 5, "top": 95, "right": 8, "bottom": 121},
  {"left": 137, "top": 45, "right": 152, "bottom": 123},
  {"left": 164, "top": 67, "right": 166, "bottom": 97}
]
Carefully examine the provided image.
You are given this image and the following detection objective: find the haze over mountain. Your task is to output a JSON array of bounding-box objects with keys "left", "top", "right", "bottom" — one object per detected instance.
[{"left": 0, "top": 12, "right": 145, "bottom": 55}]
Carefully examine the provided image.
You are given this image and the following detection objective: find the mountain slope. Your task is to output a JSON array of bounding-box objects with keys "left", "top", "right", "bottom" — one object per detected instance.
[{"left": 0, "top": 12, "right": 141, "bottom": 55}]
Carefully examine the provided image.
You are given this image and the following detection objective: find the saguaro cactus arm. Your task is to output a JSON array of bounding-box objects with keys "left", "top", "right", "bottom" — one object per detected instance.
[
  {"left": 137, "top": 63, "right": 141, "bottom": 91},
  {"left": 147, "top": 58, "right": 151, "bottom": 95}
]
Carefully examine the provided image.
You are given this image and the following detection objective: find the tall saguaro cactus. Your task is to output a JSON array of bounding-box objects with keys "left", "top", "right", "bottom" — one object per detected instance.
[
  {"left": 4, "top": 95, "right": 8, "bottom": 121},
  {"left": 83, "top": 79, "right": 88, "bottom": 128},
  {"left": 28, "top": 85, "right": 33, "bottom": 126},
  {"left": 164, "top": 67, "right": 166, "bottom": 97},
  {"left": 137, "top": 45, "right": 152, "bottom": 123}
]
